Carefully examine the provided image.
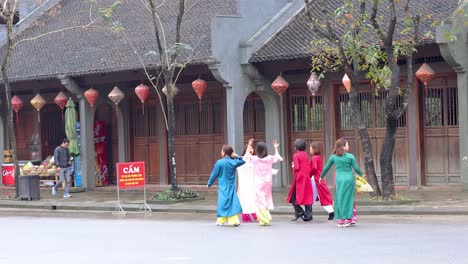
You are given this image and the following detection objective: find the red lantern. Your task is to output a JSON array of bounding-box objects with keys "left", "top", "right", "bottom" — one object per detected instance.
[
  {"left": 342, "top": 73, "right": 351, "bottom": 93},
  {"left": 54, "top": 92, "right": 68, "bottom": 110},
  {"left": 271, "top": 75, "right": 289, "bottom": 108},
  {"left": 192, "top": 78, "right": 208, "bottom": 111},
  {"left": 135, "top": 84, "right": 150, "bottom": 115},
  {"left": 415, "top": 63, "right": 435, "bottom": 87},
  {"left": 84, "top": 88, "right": 99, "bottom": 108},
  {"left": 12, "top": 95, "right": 24, "bottom": 124},
  {"left": 54, "top": 92, "right": 68, "bottom": 120}
]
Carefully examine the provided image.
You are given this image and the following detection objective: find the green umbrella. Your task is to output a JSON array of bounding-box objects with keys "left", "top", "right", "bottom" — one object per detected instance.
[{"left": 65, "top": 99, "right": 80, "bottom": 156}]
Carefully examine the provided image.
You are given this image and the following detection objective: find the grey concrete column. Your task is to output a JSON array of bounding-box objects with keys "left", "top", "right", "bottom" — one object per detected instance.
[
  {"left": 257, "top": 90, "right": 285, "bottom": 187},
  {"left": 225, "top": 86, "right": 246, "bottom": 154},
  {"left": 79, "top": 98, "right": 96, "bottom": 190},
  {"left": 457, "top": 71, "right": 468, "bottom": 191},
  {"left": 437, "top": 7, "right": 468, "bottom": 190},
  {"left": 60, "top": 76, "right": 96, "bottom": 190}
]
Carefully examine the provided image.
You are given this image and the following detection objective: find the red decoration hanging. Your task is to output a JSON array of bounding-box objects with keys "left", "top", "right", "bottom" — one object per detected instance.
[
  {"left": 192, "top": 78, "right": 208, "bottom": 112},
  {"left": 271, "top": 75, "right": 289, "bottom": 108},
  {"left": 84, "top": 88, "right": 99, "bottom": 108},
  {"left": 415, "top": 63, "right": 436, "bottom": 87},
  {"left": 54, "top": 92, "right": 68, "bottom": 110},
  {"left": 54, "top": 91, "right": 68, "bottom": 120},
  {"left": 12, "top": 95, "right": 24, "bottom": 124},
  {"left": 342, "top": 73, "right": 351, "bottom": 93},
  {"left": 135, "top": 84, "right": 150, "bottom": 115}
]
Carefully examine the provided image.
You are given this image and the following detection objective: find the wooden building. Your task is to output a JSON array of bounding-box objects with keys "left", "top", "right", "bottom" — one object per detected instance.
[{"left": 0, "top": 0, "right": 463, "bottom": 189}]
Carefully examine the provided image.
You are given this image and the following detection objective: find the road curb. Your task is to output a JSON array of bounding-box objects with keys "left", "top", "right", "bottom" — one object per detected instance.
[{"left": 0, "top": 202, "right": 467, "bottom": 216}]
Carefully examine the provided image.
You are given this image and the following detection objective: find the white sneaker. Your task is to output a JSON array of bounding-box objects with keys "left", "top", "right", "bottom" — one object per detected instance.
[
  {"left": 63, "top": 194, "right": 72, "bottom": 198},
  {"left": 51, "top": 188, "right": 57, "bottom": 196}
]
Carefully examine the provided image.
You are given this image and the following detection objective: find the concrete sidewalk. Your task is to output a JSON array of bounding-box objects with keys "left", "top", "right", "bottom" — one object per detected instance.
[{"left": 0, "top": 185, "right": 467, "bottom": 216}]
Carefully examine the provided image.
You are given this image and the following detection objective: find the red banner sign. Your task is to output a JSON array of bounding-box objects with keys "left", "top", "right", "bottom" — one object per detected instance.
[{"left": 117, "top": 162, "right": 145, "bottom": 189}]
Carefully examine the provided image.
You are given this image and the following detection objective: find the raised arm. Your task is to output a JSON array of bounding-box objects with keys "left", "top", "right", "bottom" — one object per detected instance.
[
  {"left": 272, "top": 140, "right": 284, "bottom": 163},
  {"left": 320, "top": 156, "right": 334, "bottom": 179},
  {"left": 233, "top": 156, "right": 246, "bottom": 168},
  {"left": 350, "top": 154, "right": 363, "bottom": 176}
]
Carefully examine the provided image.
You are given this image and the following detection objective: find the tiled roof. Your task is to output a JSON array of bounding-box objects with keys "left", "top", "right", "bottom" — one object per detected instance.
[
  {"left": 250, "top": 0, "right": 459, "bottom": 63},
  {"left": 4, "top": 0, "right": 237, "bottom": 82}
]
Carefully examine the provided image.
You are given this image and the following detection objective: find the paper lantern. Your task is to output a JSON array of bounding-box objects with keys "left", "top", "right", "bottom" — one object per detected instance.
[
  {"left": 12, "top": 95, "right": 24, "bottom": 124},
  {"left": 108, "top": 86, "right": 125, "bottom": 106},
  {"left": 271, "top": 75, "right": 289, "bottom": 108},
  {"left": 135, "top": 84, "right": 150, "bottom": 115},
  {"left": 162, "top": 84, "right": 179, "bottom": 97},
  {"left": 30, "top": 94, "right": 46, "bottom": 122},
  {"left": 84, "top": 88, "right": 99, "bottom": 108},
  {"left": 342, "top": 73, "right": 351, "bottom": 93},
  {"left": 54, "top": 92, "right": 68, "bottom": 110},
  {"left": 415, "top": 63, "right": 436, "bottom": 87},
  {"left": 192, "top": 78, "right": 208, "bottom": 111},
  {"left": 307, "top": 72, "right": 321, "bottom": 96},
  {"left": 271, "top": 75, "right": 289, "bottom": 96}
]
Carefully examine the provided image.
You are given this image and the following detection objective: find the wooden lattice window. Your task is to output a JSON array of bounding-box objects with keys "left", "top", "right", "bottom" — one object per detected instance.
[
  {"left": 425, "top": 88, "right": 444, "bottom": 127},
  {"left": 359, "top": 93, "right": 373, "bottom": 128},
  {"left": 375, "top": 91, "right": 407, "bottom": 128},
  {"left": 175, "top": 100, "right": 222, "bottom": 135},
  {"left": 135, "top": 104, "right": 157, "bottom": 137},
  {"left": 447, "top": 87, "right": 458, "bottom": 126},
  {"left": 339, "top": 93, "right": 353, "bottom": 130},
  {"left": 292, "top": 95, "right": 323, "bottom": 132},
  {"left": 424, "top": 85, "right": 458, "bottom": 127},
  {"left": 243, "top": 98, "right": 265, "bottom": 133}
]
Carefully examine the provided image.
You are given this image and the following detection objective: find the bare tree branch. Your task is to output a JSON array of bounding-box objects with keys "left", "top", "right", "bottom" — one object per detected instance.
[
  {"left": 184, "top": 0, "right": 202, "bottom": 16},
  {"left": 386, "top": 0, "right": 397, "bottom": 44},
  {"left": 370, "top": 0, "right": 386, "bottom": 41},
  {"left": 171, "top": 0, "right": 186, "bottom": 65},
  {"left": 303, "top": 0, "right": 333, "bottom": 39},
  {"left": 148, "top": 0, "right": 169, "bottom": 67},
  {"left": 11, "top": 23, "right": 103, "bottom": 50}
]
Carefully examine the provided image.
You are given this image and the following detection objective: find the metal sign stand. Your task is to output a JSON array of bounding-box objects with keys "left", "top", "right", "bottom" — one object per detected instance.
[
  {"left": 113, "top": 161, "right": 151, "bottom": 215},
  {"left": 139, "top": 184, "right": 152, "bottom": 212},
  {"left": 113, "top": 170, "right": 126, "bottom": 215}
]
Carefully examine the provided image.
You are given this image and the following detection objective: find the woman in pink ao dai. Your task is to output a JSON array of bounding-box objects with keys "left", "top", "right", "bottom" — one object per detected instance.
[{"left": 244, "top": 140, "right": 283, "bottom": 226}]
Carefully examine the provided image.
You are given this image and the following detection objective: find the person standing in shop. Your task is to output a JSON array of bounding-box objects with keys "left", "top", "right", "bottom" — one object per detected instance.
[{"left": 52, "top": 138, "right": 73, "bottom": 198}]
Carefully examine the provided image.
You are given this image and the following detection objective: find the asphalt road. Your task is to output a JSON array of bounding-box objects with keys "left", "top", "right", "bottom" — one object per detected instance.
[{"left": 0, "top": 210, "right": 467, "bottom": 264}]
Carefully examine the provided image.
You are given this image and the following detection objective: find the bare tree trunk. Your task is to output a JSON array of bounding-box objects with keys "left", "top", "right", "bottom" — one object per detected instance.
[
  {"left": 1, "top": 0, "right": 19, "bottom": 198},
  {"left": 380, "top": 116, "right": 397, "bottom": 199},
  {"left": 349, "top": 90, "right": 382, "bottom": 196},
  {"left": 165, "top": 79, "right": 178, "bottom": 192},
  {"left": 1, "top": 69, "right": 20, "bottom": 198}
]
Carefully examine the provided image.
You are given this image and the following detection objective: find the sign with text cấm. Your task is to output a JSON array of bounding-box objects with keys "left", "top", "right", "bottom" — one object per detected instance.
[{"left": 117, "top": 162, "right": 145, "bottom": 189}]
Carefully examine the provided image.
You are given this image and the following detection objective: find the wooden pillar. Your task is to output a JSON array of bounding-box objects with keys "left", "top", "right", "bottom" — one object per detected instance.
[
  {"left": 407, "top": 79, "right": 423, "bottom": 187},
  {"left": 323, "top": 78, "right": 336, "bottom": 184}
]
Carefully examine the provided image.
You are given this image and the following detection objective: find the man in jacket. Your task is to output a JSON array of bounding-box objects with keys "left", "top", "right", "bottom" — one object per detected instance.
[{"left": 52, "top": 139, "right": 72, "bottom": 198}]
